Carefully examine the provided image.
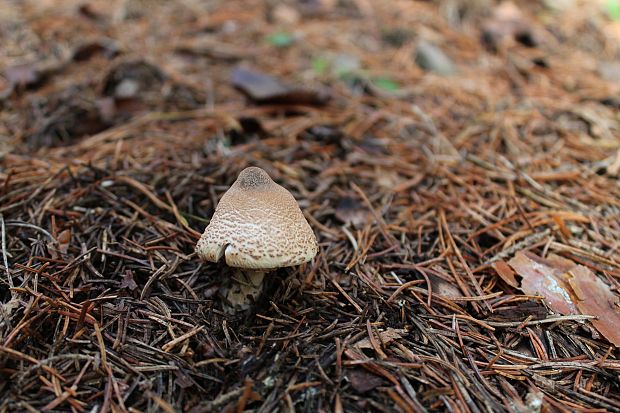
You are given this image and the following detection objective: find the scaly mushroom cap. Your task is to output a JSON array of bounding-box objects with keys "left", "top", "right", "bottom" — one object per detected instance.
[{"left": 196, "top": 167, "right": 318, "bottom": 270}]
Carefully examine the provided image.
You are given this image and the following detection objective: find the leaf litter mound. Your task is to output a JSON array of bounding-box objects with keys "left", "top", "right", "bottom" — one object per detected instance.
[{"left": 1, "top": 0, "right": 620, "bottom": 412}]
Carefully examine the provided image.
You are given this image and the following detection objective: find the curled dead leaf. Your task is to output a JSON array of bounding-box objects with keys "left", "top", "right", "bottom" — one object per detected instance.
[
  {"left": 492, "top": 260, "right": 518, "bottom": 288},
  {"left": 567, "top": 266, "right": 620, "bottom": 347},
  {"left": 508, "top": 251, "right": 620, "bottom": 347},
  {"left": 428, "top": 274, "right": 462, "bottom": 299},
  {"left": 508, "top": 251, "right": 578, "bottom": 315}
]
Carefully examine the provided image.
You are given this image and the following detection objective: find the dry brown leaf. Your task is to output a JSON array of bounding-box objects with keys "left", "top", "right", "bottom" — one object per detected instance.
[
  {"left": 509, "top": 251, "right": 620, "bottom": 347},
  {"left": 567, "top": 266, "right": 620, "bottom": 347},
  {"left": 346, "top": 368, "right": 386, "bottom": 394},
  {"left": 354, "top": 328, "right": 404, "bottom": 349},
  {"left": 492, "top": 260, "right": 518, "bottom": 288},
  {"left": 56, "top": 229, "right": 71, "bottom": 254},
  {"left": 508, "top": 251, "right": 578, "bottom": 315},
  {"left": 428, "top": 274, "right": 462, "bottom": 299}
]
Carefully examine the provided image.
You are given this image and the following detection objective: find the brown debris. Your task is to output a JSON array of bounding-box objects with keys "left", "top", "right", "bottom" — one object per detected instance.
[
  {"left": 492, "top": 260, "right": 519, "bottom": 288},
  {"left": 568, "top": 265, "right": 620, "bottom": 347},
  {"left": 231, "top": 66, "right": 329, "bottom": 105},
  {"left": 508, "top": 251, "right": 579, "bottom": 316},
  {"left": 509, "top": 251, "right": 620, "bottom": 347},
  {"left": 354, "top": 327, "right": 405, "bottom": 350}
]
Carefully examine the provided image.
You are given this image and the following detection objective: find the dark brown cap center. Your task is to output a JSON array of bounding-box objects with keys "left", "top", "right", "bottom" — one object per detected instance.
[{"left": 237, "top": 167, "right": 273, "bottom": 189}]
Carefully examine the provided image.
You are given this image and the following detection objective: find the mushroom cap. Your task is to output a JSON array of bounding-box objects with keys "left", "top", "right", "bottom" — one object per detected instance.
[{"left": 196, "top": 167, "right": 318, "bottom": 270}]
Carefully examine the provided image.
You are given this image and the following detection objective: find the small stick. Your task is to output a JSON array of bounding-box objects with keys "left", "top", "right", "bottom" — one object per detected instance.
[
  {"left": 0, "top": 214, "right": 14, "bottom": 298},
  {"left": 484, "top": 314, "right": 595, "bottom": 328},
  {"left": 162, "top": 325, "right": 204, "bottom": 352},
  {"left": 330, "top": 277, "right": 363, "bottom": 313}
]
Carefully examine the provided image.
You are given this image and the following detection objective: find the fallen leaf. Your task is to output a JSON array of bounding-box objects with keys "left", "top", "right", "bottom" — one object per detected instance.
[
  {"left": 508, "top": 251, "right": 578, "bottom": 315},
  {"left": 567, "top": 265, "right": 620, "bottom": 346},
  {"left": 231, "top": 66, "right": 329, "bottom": 105},
  {"left": 344, "top": 347, "right": 401, "bottom": 389},
  {"left": 492, "top": 260, "right": 519, "bottom": 288},
  {"left": 429, "top": 274, "right": 462, "bottom": 299},
  {"left": 346, "top": 369, "right": 386, "bottom": 393},
  {"left": 509, "top": 251, "right": 620, "bottom": 347},
  {"left": 232, "top": 67, "right": 285, "bottom": 98},
  {"left": 355, "top": 328, "right": 404, "bottom": 349},
  {"left": 56, "top": 229, "right": 71, "bottom": 254}
]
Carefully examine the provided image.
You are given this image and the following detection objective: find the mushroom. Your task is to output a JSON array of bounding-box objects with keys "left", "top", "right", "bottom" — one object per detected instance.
[{"left": 196, "top": 166, "right": 318, "bottom": 310}]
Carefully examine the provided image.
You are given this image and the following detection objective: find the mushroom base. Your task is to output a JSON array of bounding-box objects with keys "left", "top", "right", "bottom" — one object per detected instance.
[{"left": 224, "top": 269, "right": 266, "bottom": 311}]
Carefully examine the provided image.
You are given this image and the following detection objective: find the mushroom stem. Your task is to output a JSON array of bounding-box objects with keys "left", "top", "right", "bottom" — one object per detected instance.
[
  {"left": 244, "top": 269, "right": 265, "bottom": 292},
  {"left": 225, "top": 269, "right": 266, "bottom": 310}
]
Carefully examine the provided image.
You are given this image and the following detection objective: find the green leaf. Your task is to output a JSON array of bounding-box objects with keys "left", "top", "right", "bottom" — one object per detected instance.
[
  {"left": 311, "top": 57, "right": 328, "bottom": 75},
  {"left": 372, "top": 77, "right": 400, "bottom": 91},
  {"left": 607, "top": 0, "right": 620, "bottom": 21},
  {"left": 266, "top": 32, "right": 294, "bottom": 48}
]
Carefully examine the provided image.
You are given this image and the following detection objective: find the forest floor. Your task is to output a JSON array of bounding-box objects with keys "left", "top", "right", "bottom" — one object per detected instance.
[{"left": 1, "top": 0, "right": 620, "bottom": 412}]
